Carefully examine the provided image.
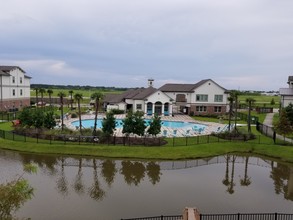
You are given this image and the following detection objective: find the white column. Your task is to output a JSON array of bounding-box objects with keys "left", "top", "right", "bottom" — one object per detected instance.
[{"left": 152, "top": 103, "right": 155, "bottom": 116}]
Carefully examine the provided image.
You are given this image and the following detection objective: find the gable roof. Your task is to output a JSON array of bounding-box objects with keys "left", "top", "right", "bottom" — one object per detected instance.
[
  {"left": 159, "top": 79, "right": 227, "bottom": 92},
  {"left": 104, "top": 87, "right": 159, "bottom": 104},
  {"left": 0, "top": 66, "right": 26, "bottom": 73}
]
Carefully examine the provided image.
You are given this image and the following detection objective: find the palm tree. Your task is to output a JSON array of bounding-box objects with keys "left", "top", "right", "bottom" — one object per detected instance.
[
  {"left": 34, "top": 88, "right": 39, "bottom": 106},
  {"left": 39, "top": 88, "right": 46, "bottom": 107},
  {"left": 74, "top": 93, "right": 83, "bottom": 134},
  {"left": 47, "top": 89, "right": 53, "bottom": 107},
  {"left": 246, "top": 97, "right": 255, "bottom": 134},
  {"left": 57, "top": 91, "right": 66, "bottom": 131},
  {"left": 68, "top": 90, "right": 74, "bottom": 110},
  {"left": 231, "top": 90, "right": 241, "bottom": 132},
  {"left": 91, "top": 92, "right": 104, "bottom": 135},
  {"left": 227, "top": 96, "right": 234, "bottom": 132}
]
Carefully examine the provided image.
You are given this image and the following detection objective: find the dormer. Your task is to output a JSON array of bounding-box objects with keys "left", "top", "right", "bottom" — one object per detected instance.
[{"left": 288, "top": 76, "right": 293, "bottom": 88}]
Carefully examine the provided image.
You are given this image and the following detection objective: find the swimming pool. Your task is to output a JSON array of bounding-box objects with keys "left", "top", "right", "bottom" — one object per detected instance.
[{"left": 71, "top": 119, "right": 206, "bottom": 130}]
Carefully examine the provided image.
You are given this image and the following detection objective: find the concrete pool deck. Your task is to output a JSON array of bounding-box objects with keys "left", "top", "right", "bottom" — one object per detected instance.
[{"left": 64, "top": 113, "right": 228, "bottom": 137}]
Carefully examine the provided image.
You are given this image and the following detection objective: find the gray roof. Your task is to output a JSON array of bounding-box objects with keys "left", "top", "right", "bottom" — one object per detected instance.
[
  {"left": 279, "top": 88, "right": 293, "bottom": 96},
  {"left": 0, "top": 66, "right": 26, "bottom": 73},
  {"left": 159, "top": 79, "right": 227, "bottom": 92},
  {"left": 104, "top": 87, "right": 158, "bottom": 104}
]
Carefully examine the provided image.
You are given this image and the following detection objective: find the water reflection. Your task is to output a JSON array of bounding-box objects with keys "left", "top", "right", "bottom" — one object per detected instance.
[
  {"left": 9, "top": 152, "right": 293, "bottom": 203},
  {"left": 270, "top": 162, "right": 293, "bottom": 201}
]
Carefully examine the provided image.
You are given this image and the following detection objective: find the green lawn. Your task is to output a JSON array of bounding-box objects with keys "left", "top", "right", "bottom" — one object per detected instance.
[{"left": 238, "top": 94, "right": 279, "bottom": 108}]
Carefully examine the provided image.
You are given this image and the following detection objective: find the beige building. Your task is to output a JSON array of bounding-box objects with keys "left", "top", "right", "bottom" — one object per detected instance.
[
  {"left": 0, "top": 66, "right": 31, "bottom": 111},
  {"left": 104, "top": 79, "right": 229, "bottom": 116}
]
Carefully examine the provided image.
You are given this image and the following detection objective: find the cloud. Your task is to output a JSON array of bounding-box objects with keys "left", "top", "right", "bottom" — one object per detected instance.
[{"left": 0, "top": 0, "right": 293, "bottom": 90}]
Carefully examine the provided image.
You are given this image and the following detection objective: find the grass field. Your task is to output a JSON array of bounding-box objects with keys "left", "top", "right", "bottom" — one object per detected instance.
[{"left": 238, "top": 94, "right": 280, "bottom": 108}]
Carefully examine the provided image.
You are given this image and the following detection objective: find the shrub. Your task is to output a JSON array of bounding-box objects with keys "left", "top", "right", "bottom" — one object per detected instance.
[
  {"left": 110, "top": 109, "right": 125, "bottom": 114},
  {"left": 71, "top": 113, "right": 78, "bottom": 118}
]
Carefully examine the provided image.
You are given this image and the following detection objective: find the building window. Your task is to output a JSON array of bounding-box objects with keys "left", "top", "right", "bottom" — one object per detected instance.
[
  {"left": 214, "top": 95, "right": 223, "bottom": 102},
  {"left": 12, "top": 89, "right": 15, "bottom": 96},
  {"left": 214, "top": 106, "right": 222, "bottom": 113},
  {"left": 20, "top": 77, "right": 23, "bottom": 84},
  {"left": 20, "top": 89, "right": 23, "bottom": 96},
  {"left": 196, "top": 94, "right": 208, "bottom": 102},
  {"left": 136, "top": 104, "right": 142, "bottom": 110},
  {"left": 196, "top": 106, "right": 207, "bottom": 112},
  {"left": 12, "top": 76, "right": 15, "bottom": 83}
]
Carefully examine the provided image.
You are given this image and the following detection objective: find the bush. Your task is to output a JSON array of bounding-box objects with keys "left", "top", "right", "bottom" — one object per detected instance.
[
  {"left": 71, "top": 113, "right": 78, "bottom": 118},
  {"left": 110, "top": 109, "right": 125, "bottom": 114}
]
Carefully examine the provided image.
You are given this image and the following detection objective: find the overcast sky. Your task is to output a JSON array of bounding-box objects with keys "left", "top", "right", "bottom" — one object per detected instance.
[{"left": 1, "top": 0, "right": 292, "bottom": 90}]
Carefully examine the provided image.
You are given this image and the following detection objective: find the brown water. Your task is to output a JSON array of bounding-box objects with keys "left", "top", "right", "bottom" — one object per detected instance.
[{"left": 0, "top": 149, "right": 292, "bottom": 220}]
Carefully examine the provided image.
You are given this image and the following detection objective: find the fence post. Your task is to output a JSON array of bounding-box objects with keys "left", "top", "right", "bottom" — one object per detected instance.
[
  {"left": 186, "top": 136, "right": 188, "bottom": 146},
  {"left": 173, "top": 137, "right": 175, "bottom": 147},
  {"left": 24, "top": 133, "right": 26, "bottom": 142},
  {"left": 207, "top": 135, "right": 209, "bottom": 143},
  {"left": 64, "top": 135, "right": 66, "bottom": 145},
  {"left": 161, "top": 215, "right": 163, "bottom": 220},
  {"left": 50, "top": 135, "right": 52, "bottom": 145},
  {"left": 13, "top": 132, "right": 14, "bottom": 141},
  {"left": 275, "top": 213, "right": 277, "bottom": 220},
  {"left": 3, "top": 130, "right": 5, "bottom": 139},
  {"left": 114, "top": 135, "right": 116, "bottom": 146},
  {"left": 36, "top": 133, "right": 39, "bottom": 143},
  {"left": 238, "top": 213, "right": 240, "bottom": 220},
  {"left": 197, "top": 136, "right": 199, "bottom": 144}
]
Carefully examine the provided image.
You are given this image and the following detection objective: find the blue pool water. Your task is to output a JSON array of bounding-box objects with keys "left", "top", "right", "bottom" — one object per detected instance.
[{"left": 71, "top": 119, "right": 206, "bottom": 130}]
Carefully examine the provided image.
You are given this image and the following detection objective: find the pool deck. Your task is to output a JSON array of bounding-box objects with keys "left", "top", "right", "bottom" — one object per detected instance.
[{"left": 64, "top": 113, "right": 228, "bottom": 137}]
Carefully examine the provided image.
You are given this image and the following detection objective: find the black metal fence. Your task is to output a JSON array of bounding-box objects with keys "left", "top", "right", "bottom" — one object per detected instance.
[
  {"left": 121, "top": 215, "right": 182, "bottom": 220},
  {"left": 0, "top": 111, "right": 21, "bottom": 121},
  {"left": 121, "top": 213, "right": 293, "bottom": 220},
  {"left": 200, "top": 213, "right": 293, "bottom": 220},
  {"left": 0, "top": 128, "right": 281, "bottom": 147},
  {"left": 236, "top": 112, "right": 259, "bottom": 124}
]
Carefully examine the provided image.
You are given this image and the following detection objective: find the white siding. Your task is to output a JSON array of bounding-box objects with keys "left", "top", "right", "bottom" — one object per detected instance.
[{"left": 191, "top": 80, "right": 228, "bottom": 105}]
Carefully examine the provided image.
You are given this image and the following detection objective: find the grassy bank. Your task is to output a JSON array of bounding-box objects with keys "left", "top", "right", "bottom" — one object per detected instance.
[{"left": 0, "top": 137, "right": 292, "bottom": 163}]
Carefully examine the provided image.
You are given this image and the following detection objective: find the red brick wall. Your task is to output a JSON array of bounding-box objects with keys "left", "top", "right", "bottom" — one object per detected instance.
[
  {"left": 0, "top": 98, "right": 30, "bottom": 111},
  {"left": 190, "top": 104, "right": 227, "bottom": 116}
]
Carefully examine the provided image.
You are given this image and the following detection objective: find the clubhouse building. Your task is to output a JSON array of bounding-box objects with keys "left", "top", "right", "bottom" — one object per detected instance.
[{"left": 104, "top": 79, "right": 229, "bottom": 116}]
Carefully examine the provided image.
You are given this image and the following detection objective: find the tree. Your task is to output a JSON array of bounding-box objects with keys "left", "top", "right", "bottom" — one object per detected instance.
[
  {"left": 39, "top": 88, "right": 46, "bottom": 107},
  {"left": 102, "top": 111, "right": 116, "bottom": 137},
  {"left": 57, "top": 91, "right": 66, "bottom": 131},
  {"left": 246, "top": 97, "right": 255, "bottom": 133},
  {"left": 147, "top": 114, "right": 162, "bottom": 136},
  {"left": 122, "top": 111, "right": 146, "bottom": 136},
  {"left": 32, "top": 108, "right": 44, "bottom": 129},
  {"left": 68, "top": 90, "right": 74, "bottom": 110},
  {"left": 133, "top": 111, "right": 146, "bottom": 136},
  {"left": 91, "top": 92, "right": 104, "bottom": 135},
  {"left": 122, "top": 111, "right": 134, "bottom": 136},
  {"left": 74, "top": 93, "right": 83, "bottom": 134},
  {"left": 275, "top": 109, "right": 293, "bottom": 137},
  {"left": 271, "top": 98, "right": 275, "bottom": 106},
  {"left": 43, "top": 111, "right": 56, "bottom": 129},
  {"left": 227, "top": 96, "right": 234, "bottom": 132},
  {"left": 34, "top": 88, "right": 39, "bottom": 106},
  {"left": 284, "top": 103, "right": 293, "bottom": 125},
  {"left": 18, "top": 107, "right": 34, "bottom": 128},
  {"left": 47, "top": 89, "right": 53, "bottom": 107},
  {"left": 0, "top": 164, "right": 37, "bottom": 219},
  {"left": 231, "top": 90, "right": 241, "bottom": 132}
]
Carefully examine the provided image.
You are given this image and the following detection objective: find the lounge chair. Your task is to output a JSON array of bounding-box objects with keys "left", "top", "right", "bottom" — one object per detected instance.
[
  {"left": 173, "top": 130, "right": 177, "bottom": 137},
  {"left": 162, "top": 130, "right": 168, "bottom": 137}
]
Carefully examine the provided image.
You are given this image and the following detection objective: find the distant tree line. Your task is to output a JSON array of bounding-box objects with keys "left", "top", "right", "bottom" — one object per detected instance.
[{"left": 31, "top": 84, "right": 128, "bottom": 91}]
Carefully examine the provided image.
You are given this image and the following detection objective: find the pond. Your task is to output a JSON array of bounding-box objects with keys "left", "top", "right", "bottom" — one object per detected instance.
[{"left": 0, "top": 149, "right": 292, "bottom": 220}]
